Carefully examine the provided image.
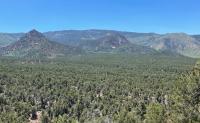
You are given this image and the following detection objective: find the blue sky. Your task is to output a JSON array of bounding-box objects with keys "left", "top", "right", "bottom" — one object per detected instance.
[{"left": 0, "top": 0, "right": 199, "bottom": 34}]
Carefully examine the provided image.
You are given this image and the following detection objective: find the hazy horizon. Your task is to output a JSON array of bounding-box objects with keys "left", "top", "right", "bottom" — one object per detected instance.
[{"left": 0, "top": 28, "right": 199, "bottom": 35}]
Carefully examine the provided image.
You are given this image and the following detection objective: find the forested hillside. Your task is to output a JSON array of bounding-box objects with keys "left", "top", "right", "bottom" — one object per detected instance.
[{"left": 0, "top": 54, "right": 197, "bottom": 123}]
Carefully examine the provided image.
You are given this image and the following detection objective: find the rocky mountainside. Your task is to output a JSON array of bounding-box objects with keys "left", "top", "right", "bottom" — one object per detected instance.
[
  {"left": 135, "top": 33, "right": 200, "bottom": 58},
  {"left": 78, "top": 33, "right": 131, "bottom": 51},
  {"left": 75, "top": 32, "right": 157, "bottom": 55},
  {"left": 0, "top": 30, "right": 82, "bottom": 58}
]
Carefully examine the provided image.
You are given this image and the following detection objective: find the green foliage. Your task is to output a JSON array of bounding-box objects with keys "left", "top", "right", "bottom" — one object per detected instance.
[
  {"left": 145, "top": 103, "right": 165, "bottom": 123},
  {"left": 41, "top": 111, "right": 50, "bottom": 123},
  {"left": 0, "top": 54, "right": 196, "bottom": 122},
  {"left": 169, "top": 62, "right": 200, "bottom": 123},
  {"left": 52, "top": 115, "right": 68, "bottom": 123}
]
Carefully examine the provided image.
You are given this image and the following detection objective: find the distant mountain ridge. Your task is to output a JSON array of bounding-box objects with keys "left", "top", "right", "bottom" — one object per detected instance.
[
  {"left": 0, "top": 29, "right": 200, "bottom": 58},
  {"left": 0, "top": 33, "right": 23, "bottom": 47}
]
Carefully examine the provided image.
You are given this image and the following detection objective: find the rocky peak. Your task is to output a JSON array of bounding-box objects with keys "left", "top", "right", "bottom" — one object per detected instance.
[
  {"left": 26, "top": 29, "right": 45, "bottom": 39},
  {"left": 17, "top": 29, "right": 49, "bottom": 45}
]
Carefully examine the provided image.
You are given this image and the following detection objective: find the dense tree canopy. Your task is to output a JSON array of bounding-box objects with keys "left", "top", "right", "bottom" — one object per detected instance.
[{"left": 0, "top": 54, "right": 197, "bottom": 123}]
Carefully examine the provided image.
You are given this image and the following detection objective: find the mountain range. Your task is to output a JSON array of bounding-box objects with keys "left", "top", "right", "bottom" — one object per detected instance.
[{"left": 0, "top": 29, "right": 200, "bottom": 58}]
